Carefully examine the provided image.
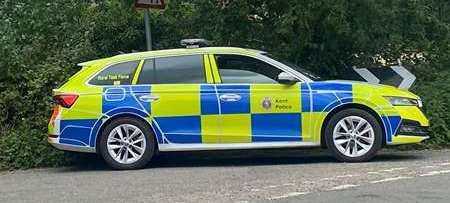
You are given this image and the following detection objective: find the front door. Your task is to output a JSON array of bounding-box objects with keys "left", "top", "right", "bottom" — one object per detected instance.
[{"left": 210, "top": 54, "right": 303, "bottom": 143}]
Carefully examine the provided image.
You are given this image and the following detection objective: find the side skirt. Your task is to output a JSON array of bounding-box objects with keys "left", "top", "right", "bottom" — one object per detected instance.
[{"left": 158, "top": 142, "right": 320, "bottom": 152}]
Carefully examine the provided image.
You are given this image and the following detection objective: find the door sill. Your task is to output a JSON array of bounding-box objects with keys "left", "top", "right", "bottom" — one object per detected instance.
[{"left": 158, "top": 142, "right": 320, "bottom": 152}]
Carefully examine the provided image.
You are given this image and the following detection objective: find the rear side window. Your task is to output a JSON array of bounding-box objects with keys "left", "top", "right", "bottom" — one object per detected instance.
[
  {"left": 89, "top": 61, "right": 138, "bottom": 85},
  {"left": 137, "top": 55, "right": 205, "bottom": 84},
  {"left": 137, "top": 59, "right": 156, "bottom": 84}
]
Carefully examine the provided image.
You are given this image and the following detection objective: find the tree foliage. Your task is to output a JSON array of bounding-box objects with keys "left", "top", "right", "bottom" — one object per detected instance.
[{"left": 1, "top": 0, "right": 449, "bottom": 169}]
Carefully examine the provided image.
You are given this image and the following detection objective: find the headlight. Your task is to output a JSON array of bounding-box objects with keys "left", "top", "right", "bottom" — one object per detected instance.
[{"left": 384, "top": 96, "right": 422, "bottom": 107}]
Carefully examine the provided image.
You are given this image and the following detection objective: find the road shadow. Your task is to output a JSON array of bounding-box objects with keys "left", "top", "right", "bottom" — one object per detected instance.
[{"left": 59, "top": 148, "right": 424, "bottom": 172}]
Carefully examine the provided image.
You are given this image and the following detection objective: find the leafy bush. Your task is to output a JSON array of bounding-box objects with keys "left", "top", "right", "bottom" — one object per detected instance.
[{"left": 1, "top": 0, "right": 449, "bottom": 169}]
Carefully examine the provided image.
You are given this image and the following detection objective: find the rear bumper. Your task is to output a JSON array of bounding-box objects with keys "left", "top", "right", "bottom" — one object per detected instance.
[{"left": 48, "top": 137, "right": 95, "bottom": 153}]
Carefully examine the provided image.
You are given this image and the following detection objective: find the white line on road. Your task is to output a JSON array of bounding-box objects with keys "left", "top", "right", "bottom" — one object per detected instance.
[
  {"left": 336, "top": 174, "right": 358, "bottom": 178},
  {"left": 381, "top": 167, "right": 407, "bottom": 172},
  {"left": 439, "top": 162, "right": 450, "bottom": 166},
  {"left": 268, "top": 192, "right": 310, "bottom": 200},
  {"left": 422, "top": 165, "right": 438, "bottom": 169},
  {"left": 368, "top": 167, "right": 407, "bottom": 175},
  {"left": 329, "top": 184, "right": 360, "bottom": 191},
  {"left": 419, "top": 170, "right": 450, "bottom": 177},
  {"left": 370, "top": 176, "right": 413, "bottom": 184}
]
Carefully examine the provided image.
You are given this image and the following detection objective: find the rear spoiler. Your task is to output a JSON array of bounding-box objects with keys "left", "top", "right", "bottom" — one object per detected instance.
[{"left": 77, "top": 58, "right": 108, "bottom": 67}]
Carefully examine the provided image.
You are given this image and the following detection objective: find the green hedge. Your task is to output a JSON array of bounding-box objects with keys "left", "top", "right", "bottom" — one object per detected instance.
[{"left": 1, "top": 0, "right": 449, "bottom": 169}]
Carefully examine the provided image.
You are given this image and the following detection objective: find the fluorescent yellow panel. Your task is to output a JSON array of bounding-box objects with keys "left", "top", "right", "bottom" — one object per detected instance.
[
  {"left": 220, "top": 114, "right": 251, "bottom": 143},
  {"left": 302, "top": 112, "right": 327, "bottom": 143},
  {"left": 250, "top": 84, "right": 300, "bottom": 113},
  {"left": 377, "top": 85, "right": 419, "bottom": 99},
  {"left": 352, "top": 83, "right": 400, "bottom": 116},
  {"left": 61, "top": 93, "right": 102, "bottom": 119},
  {"left": 353, "top": 83, "right": 387, "bottom": 107},
  {"left": 58, "top": 62, "right": 107, "bottom": 93},
  {"left": 391, "top": 135, "right": 428, "bottom": 145},
  {"left": 394, "top": 106, "right": 429, "bottom": 126},
  {"left": 151, "top": 84, "right": 201, "bottom": 116},
  {"left": 201, "top": 115, "right": 220, "bottom": 144}
]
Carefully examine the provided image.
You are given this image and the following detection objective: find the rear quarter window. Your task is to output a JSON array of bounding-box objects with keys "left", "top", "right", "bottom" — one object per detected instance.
[
  {"left": 137, "top": 55, "right": 205, "bottom": 84},
  {"left": 89, "top": 61, "right": 139, "bottom": 85}
]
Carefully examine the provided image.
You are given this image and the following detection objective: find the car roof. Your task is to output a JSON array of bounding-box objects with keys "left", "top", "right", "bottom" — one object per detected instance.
[{"left": 78, "top": 47, "right": 264, "bottom": 67}]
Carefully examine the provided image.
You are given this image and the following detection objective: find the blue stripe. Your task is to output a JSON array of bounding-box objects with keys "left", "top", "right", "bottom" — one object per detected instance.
[
  {"left": 382, "top": 116, "right": 401, "bottom": 143},
  {"left": 217, "top": 85, "right": 250, "bottom": 114},
  {"left": 335, "top": 92, "right": 353, "bottom": 102},
  {"left": 251, "top": 113, "right": 302, "bottom": 142},
  {"left": 201, "top": 85, "right": 220, "bottom": 115},
  {"left": 301, "top": 83, "right": 311, "bottom": 112},
  {"left": 60, "top": 119, "right": 97, "bottom": 146},
  {"left": 306, "top": 82, "right": 354, "bottom": 112},
  {"left": 132, "top": 85, "right": 151, "bottom": 114},
  {"left": 152, "top": 121, "right": 165, "bottom": 144},
  {"left": 103, "top": 86, "right": 150, "bottom": 115},
  {"left": 154, "top": 116, "right": 201, "bottom": 144},
  {"left": 312, "top": 93, "right": 339, "bottom": 112},
  {"left": 309, "top": 82, "right": 352, "bottom": 91},
  {"left": 89, "top": 119, "right": 103, "bottom": 147},
  {"left": 59, "top": 139, "right": 87, "bottom": 146}
]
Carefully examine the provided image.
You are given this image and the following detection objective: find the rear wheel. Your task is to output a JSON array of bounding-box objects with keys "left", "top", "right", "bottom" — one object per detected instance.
[
  {"left": 99, "top": 117, "right": 155, "bottom": 170},
  {"left": 325, "top": 108, "right": 382, "bottom": 162}
]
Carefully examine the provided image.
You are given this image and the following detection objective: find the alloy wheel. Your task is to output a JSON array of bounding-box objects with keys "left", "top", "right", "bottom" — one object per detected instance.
[
  {"left": 332, "top": 116, "right": 375, "bottom": 157},
  {"left": 107, "top": 124, "right": 147, "bottom": 164}
]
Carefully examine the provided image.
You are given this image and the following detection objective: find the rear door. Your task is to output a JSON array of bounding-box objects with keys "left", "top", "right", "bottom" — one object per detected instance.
[
  {"left": 135, "top": 55, "right": 220, "bottom": 145},
  {"left": 210, "top": 54, "right": 303, "bottom": 143}
]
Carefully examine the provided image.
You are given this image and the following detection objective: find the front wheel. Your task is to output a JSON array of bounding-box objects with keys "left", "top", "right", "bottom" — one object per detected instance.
[
  {"left": 325, "top": 108, "right": 383, "bottom": 162},
  {"left": 99, "top": 117, "right": 155, "bottom": 170}
]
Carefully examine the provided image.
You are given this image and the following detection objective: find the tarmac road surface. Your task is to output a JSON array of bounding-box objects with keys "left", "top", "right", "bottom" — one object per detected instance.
[{"left": 0, "top": 148, "right": 449, "bottom": 203}]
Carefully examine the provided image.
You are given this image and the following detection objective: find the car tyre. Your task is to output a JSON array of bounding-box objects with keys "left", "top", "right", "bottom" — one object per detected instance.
[
  {"left": 325, "top": 108, "right": 382, "bottom": 162},
  {"left": 99, "top": 117, "right": 155, "bottom": 170}
]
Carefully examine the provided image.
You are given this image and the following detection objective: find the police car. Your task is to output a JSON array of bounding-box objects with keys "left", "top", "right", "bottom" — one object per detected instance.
[{"left": 48, "top": 39, "right": 429, "bottom": 170}]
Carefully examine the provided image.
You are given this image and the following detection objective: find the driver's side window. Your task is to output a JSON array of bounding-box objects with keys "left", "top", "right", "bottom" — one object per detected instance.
[{"left": 215, "top": 54, "right": 282, "bottom": 84}]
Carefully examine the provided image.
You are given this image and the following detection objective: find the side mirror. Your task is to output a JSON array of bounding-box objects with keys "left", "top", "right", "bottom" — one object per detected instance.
[{"left": 277, "top": 72, "right": 298, "bottom": 84}]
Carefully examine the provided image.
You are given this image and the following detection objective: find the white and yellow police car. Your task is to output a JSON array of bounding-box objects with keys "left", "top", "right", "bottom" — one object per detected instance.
[{"left": 48, "top": 39, "right": 429, "bottom": 169}]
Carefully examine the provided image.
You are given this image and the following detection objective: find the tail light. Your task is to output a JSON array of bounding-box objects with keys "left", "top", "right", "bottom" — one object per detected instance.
[{"left": 54, "top": 94, "right": 78, "bottom": 108}]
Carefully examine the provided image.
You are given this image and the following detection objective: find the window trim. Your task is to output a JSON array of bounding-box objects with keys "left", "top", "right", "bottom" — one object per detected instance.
[{"left": 86, "top": 53, "right": 211, "bottom": 87}]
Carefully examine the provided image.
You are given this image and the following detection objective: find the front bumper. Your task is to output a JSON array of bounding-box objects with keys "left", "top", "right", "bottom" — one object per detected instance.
[
  {"left": 397, "top": 119, "right": 428, "bottom": 136},
  {"left": 389, "top": 106, "right": 429, "bottom": 145}
]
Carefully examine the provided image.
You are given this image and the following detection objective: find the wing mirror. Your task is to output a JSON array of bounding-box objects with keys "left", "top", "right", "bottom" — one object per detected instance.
[{"left": 277, "top": 72, "right": 298, "bottom": 85}]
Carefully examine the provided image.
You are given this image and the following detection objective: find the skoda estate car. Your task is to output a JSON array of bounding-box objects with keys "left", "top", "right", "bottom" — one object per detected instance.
[{"left": 48, "top": 41, "right": 429, "bottom": 169}]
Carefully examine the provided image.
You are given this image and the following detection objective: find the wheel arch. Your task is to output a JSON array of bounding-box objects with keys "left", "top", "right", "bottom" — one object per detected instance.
[
  {"left": 320, "top": 103, "right": 386, "bottom": 148},
  {"left": 94, "top": 113, "right": 159, "bottom": 153}
]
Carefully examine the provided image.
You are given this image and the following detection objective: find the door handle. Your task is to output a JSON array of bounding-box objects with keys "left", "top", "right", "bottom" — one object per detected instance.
[
  {"left": 139, "top": 95, "right": 159, "bottom": 102},
  {"left": 219, "top": 94, "right": 241, "bottom": 102}
]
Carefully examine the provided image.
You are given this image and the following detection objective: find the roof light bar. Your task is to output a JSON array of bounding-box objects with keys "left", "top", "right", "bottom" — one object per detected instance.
[{"left": 180, "top": 39, "right": 211, "bottom": 48}]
